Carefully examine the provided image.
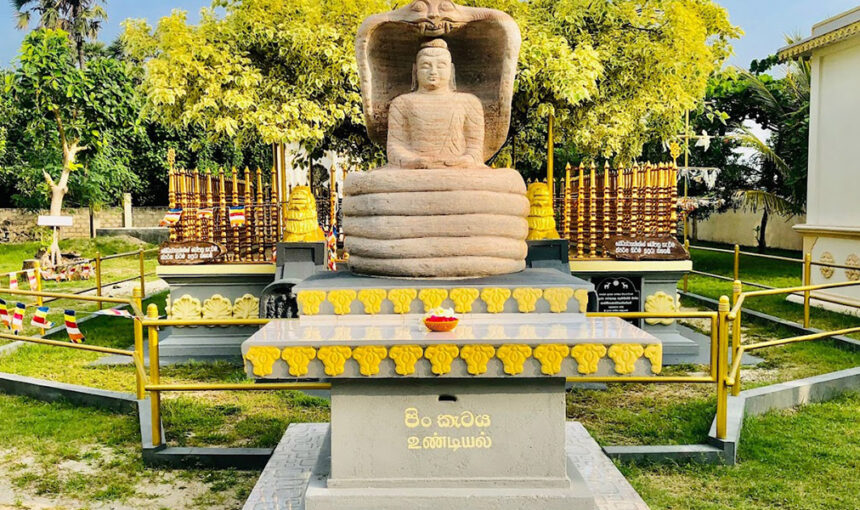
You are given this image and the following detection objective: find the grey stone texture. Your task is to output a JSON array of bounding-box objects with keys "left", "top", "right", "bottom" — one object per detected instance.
[{"left": 243, "top": 421, "right": 650, "bottom": 510}]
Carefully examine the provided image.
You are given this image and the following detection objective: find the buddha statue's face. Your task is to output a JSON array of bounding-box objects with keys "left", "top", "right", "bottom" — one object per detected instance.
[{"left": 416, "top": 49, "right": 452, "bottom": 92}]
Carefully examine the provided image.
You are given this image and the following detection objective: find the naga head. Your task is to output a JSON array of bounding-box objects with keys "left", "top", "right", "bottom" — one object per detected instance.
[{"left": 402, "top": 0, "right": 465, "bottom": 36}]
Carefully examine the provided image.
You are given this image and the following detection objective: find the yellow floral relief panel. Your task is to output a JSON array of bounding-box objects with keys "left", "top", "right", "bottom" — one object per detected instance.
[
  {"left": 388, "top": 288, "right": 417, "bottom": 314},
  {"left": 496, "top": 344, "right": 533, "bottom": 375},
  {"left": 424, "top": 344, "right": 460, "bottom": 375},
  {"left": 512, "top": 288, "right": 542, "bottom": 313},
  {"left": 644, "top": 291, "right": 678, "bottom": 325},
  {"left": 203, "top": 295, "right": 233, "bottom": 321},
  {"left": 352, "top": 346, "right": 388, "bottom": 376},
  {"left": 317, "top": 346, "right": 352, "bottom": 376},
  {"left": 570, "top": 344, "right": 607, "bottom": 374},
  {"left": 449, "top": 288, "right": 479, "bottom": 313},
  {"left": 232, "top": 294, "right": 260, "bottom": 319},
  {"left": 543, "top": 288, "right": 574, "bottom": 313},
  {"left": 573, "top": 289, "right": 589, "bottom": 313},
  {"left": 281, "top": 347, "right": 317, "bottom": 377},
  {"left": 608, "top": 344, "right": 645, "bottom": 374},
  {"left": 644, "top": 344, "right": 663, "bottom": 374},
  {"left": 357, "top": 289, "right": 387, "bottom": 314},
  {"left": 297, "top": 291, "right": 326, "bottom": 315},
  {"left": 245, "top": 346, "right": 282, "bottom": 377},
  {"left": 533, "top": 344, "right": 570, "bottom": 375},
  {"left": 171, "top": 294, "right": 201, "bottom": 321},
  {"left": 328, "top": 290, "right": 357, "bottom": 315},
  {"left": 460, "top": 345, "right": 496, "bottom": 375},
  {"left": 389, "top": 345, "right": 423, "bottom": 375},
  {"left": 418, "top": 289, "right": 448, "bottom": 312},
  {"left": 481, "top": 288, "right": 511, "bottom": 313}
]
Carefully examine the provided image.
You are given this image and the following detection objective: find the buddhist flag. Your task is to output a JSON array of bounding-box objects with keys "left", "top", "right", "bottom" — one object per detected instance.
[
  {"left": 159, "top": 208, "right": 183, "bottom": 227},
  {"left": 30, "top": 306, "right": 54, "bottom": 329},
  {"left": 26, "top": 269, "right": 37, "bottom": 290},
  {"left": 11, "top": 302, "right": 25, "bottom": 334},
  {"left": 0, "top": 298, "right": 9, "bottom": 329},
  {"left": 93, "top": 308, "right": 133, "bottom": 318},
  {"left": 8, "top": 272, "right": 18, "bottom": 290},
  {"left": 229, "top": 206, "right": 246, "bottom": 227},
  {"left": 197, "top": 207, "right": 214, "bottom": 219},
  {"left": 64, "top": 310, "right": 85, "bottom": 343},
  {"left": 80, "top": 264, "right": 92, "bottom": 279}
]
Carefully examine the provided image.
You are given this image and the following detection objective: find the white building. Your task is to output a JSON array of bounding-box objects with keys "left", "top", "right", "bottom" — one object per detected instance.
[{"left": 779, "top": 7, "right": 860, "bottom": 309}]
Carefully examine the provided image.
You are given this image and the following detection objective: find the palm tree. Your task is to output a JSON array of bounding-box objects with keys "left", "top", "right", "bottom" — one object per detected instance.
[
  {"left": 731, "top": 40, "right": 810, "bottom": 251},
  {"left": 11, "top": 0, "right": 107, "bottom": 69}
]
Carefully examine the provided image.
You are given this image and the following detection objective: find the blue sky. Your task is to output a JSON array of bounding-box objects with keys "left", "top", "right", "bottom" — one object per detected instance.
[{"left": 1, "top": 1, "right": 858, "bottom": 68}]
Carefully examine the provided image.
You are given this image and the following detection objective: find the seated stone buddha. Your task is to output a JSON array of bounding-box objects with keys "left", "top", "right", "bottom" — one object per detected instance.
[{"left": 344, "top": 5, "right": 528, "bottom": 278}]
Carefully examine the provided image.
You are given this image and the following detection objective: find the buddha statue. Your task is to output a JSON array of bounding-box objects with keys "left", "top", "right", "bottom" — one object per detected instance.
[{"left": 343, "top": 1, "right": 528, "bottom": 278}]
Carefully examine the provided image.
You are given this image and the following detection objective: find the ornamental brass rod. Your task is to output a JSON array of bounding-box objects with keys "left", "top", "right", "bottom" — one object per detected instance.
[
  {"left": 589, "top": 162, "right": 596, "bottom": 257},
  {"left": 615, "top": 162, "right": 624, "bottom": 237},
  {"left": 563, "top": 163, "right": 571, "bottom": 240},
  {"left": 219, "top": 168, "right": 228, "bottom": 253},
  {"left": 231, "top": 167, "right": 240, "bottom": 261},
  {"left": 630, "top": 163, "right": 639, "bottom": 237},
  {"left": 257, "top": 167, "right": 265, "bottom": 261},
  {"left": 602, "top": 162, "right": 610, "bottom": 253},
  {"left": 576, "top": 163, "right": 584, "bottom": 259},
  {"left": 244, "top": 167, "right": 253, "bottom": 261}
]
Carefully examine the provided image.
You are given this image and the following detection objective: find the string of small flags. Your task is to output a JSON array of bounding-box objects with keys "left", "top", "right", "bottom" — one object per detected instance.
[
  {"left": 31, "top": 306, "right": 54, "bottom": 329},
  {"left": 64, "top": 310, "right": 85, "bottom": 343},
  {"left": 11, "top": 302, "right": 24, "bottom": 334}
]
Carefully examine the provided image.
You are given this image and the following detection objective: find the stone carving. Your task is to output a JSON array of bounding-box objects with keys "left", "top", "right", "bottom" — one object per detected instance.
[
  {"left": 644, "top": 344, "right": 662, "bottom": 375},
  {"left": 357, "top": 289, "right": 387, "bottom": 314},
  {"left": 543, "top": 287, "right": 574, "bottom": 313},
  {"left": 644, "top": 291, "right": 678, "bottom": 325},
  {"left": 480, "top": 287, "right": 511, "bottom": 313},
  {"left": 418, "top": 288, "right": 448, "bottom": 311},
  {"left": 424, "top": 344, "right": 460, "bottom": 375},
  {"left": 202, "top": 294, "right": 233, "bottom": 321},
  {"left": 345, "top": 3, "right": 528, "bottom": 278},
  {"left": 283, "top": 186, "right": 325, "bottom": 242},
  {"left": 845, "top": 254, "right": 860, "bottom": 281},
  {"left": 496, "top": 344, "right": 532, "bottom": 375},
  {"left": 232, "top": 293, "right": 260, "bottom": 319},
  {"left": 526, "top": 183, "right": 560, "bottom": 240},
  {"left": 608, "top": 344, "right": 645, "bottom": 375},
  {"left": 352, "top": 346, "right": 388, "bottom": 376},
  {"left": 533, "top": 344, "right": 570, "bottom": 375},
  {"left": 571, "top": 344, "right": 607, "bottom": 375},
  {"left": 281, "top": 347, "right": 317, "bottom": 377},
  {"left": 460, "top": 344, "right": 496, "bottom": 375},
  {"left": 296, "top": 291, "right": 326, "bottom": 315},
  {"left": 388, "top": 288, "right": 418, "bottom": 314},
  {"left": 450, "top": 288, "right": 480, "bottom": 313},
  {"left": 327, "top": 290, "right": 357, "bottom": 315},
  {"left": 819, "top": 252, "right": 835, "bottom": 279},
  {"left": 245, "top": 346, "right": 282, "bottom": 377},
  {"left": 171, "top": 294, "right": 201, "bottom": 322},
  {"left": 389, "top": 345, "right": 424, "bottom": 375},
  {"left": 512, "top": 287, "right": 542, "bottom": 313},
  {"left": 318, "top": 346, "right": 353, "bottom": 376}
]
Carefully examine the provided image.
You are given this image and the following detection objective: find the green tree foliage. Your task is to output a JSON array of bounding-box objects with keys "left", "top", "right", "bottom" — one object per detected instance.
[
  {"left": 0, "top": 29, "right": 139, "bottom": 261},
  {"left": 12, "top": 0, "right": 108, "bottom": 69},
  {"left": 123, "top": 0, "right": 739, "bottom": 176}
]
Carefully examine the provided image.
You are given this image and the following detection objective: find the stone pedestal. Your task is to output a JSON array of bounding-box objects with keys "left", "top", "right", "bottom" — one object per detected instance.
[
  {"left": 156, "top": 264, "right": 275, "bottom": 361},
  {"left": 570, "top": 259, "right": 702, "bottom": 364}
]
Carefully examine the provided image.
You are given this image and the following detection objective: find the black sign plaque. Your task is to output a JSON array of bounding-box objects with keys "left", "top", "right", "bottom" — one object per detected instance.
[{"left": 592, "top": 276, "right": 642, "bottom": 325}]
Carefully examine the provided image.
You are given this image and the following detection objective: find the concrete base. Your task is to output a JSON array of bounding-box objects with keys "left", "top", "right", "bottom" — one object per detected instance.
[
  {"left": 570, "top": 259, "right": 700, "bottom": 364},
  {"left": 243, "top": 422, "right": 649, "bottom": 510},
  {"left": 156, "top": 264, "right": 274, "bottom": 361}
]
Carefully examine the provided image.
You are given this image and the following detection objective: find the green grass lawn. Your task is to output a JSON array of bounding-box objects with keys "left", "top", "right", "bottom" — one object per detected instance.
[
  {"left": 685, "top": 242, "right": 860, "bottom": 340},
  {"left": 0, "top": 240, "right": 856, "bottom": 508}
]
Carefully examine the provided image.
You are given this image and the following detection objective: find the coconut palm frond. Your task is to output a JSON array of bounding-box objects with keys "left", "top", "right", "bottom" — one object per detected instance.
[
  {"left": 732, "top": 126, "right": 791, "bottom": 175},
  {"left": 734, "top": 190, "right": 796, "bottom": 217},
  {"left": 737, "top": 68, "right": 785, "bottom": 117}
]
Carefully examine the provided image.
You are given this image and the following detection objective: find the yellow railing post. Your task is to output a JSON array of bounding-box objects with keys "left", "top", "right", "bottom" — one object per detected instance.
[
  {"left": 731, "top": 280, "right": 742, "bottom": 396},
  {"left": 138, "top": 249, "right": 146, "bottom": 298},
  {"left": 146, "top": 304, "right": 162, "bottom": 447},
  {"left": 716, "top": 296, "right": 730, "bottom": 439},
  {"left": 132, "top": 287, "right": 144, "bottom": 400},
  {"left": 34, "top": 261, "right": 45, "bottom": 335},
  {"left": 733, "top": 244, "right": 740, "bottom": 282},
  {"left": 803, "top": 252, "right": 811, "bottom": 328},
  {"left": 682, "top": 240, "right": 690, "bottom": 292},
  {"left": 95, "top": 251, "right": 103, "bottom": 310}
]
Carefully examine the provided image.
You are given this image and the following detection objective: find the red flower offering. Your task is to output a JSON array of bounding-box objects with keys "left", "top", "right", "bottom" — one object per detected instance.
[{"left": 423, "top": 308, "right": 459, "bottom": 332}]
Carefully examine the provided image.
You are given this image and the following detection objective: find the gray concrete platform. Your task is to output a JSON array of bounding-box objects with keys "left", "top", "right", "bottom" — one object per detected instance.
[{"left": 243, "top": 422, "right": 649, "bottom": 510}]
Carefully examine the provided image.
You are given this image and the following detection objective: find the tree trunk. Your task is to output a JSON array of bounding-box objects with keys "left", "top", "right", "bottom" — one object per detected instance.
[{"left": 757, "top": 209, "right": 769, "bottom": 253}]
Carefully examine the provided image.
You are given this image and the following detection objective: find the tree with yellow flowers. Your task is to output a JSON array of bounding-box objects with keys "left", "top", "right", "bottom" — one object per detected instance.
[{"left": 123, "top": 0, "right": 739, "bottom": 174}]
